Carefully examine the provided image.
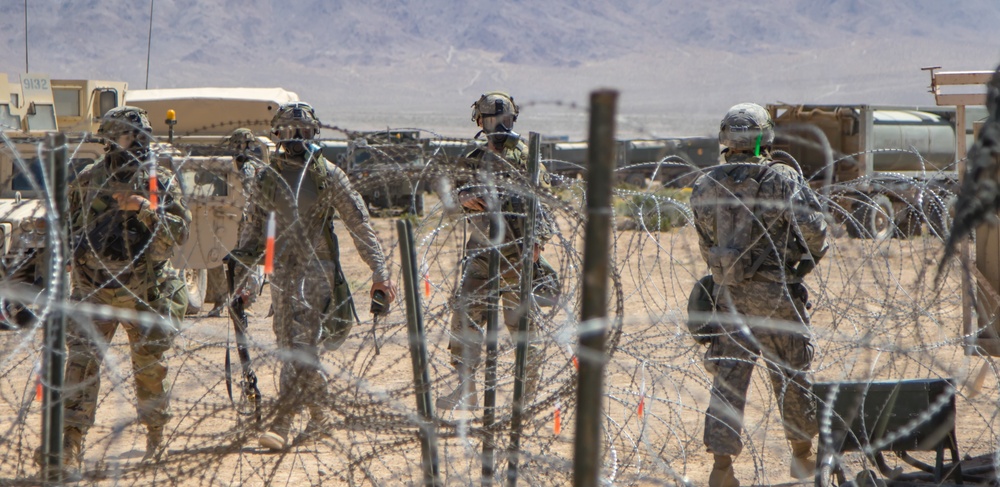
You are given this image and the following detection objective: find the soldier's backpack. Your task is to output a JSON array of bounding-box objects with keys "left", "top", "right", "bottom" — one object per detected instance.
[{"left": 704, "top": 163, "right": 775, "bottom": 286}]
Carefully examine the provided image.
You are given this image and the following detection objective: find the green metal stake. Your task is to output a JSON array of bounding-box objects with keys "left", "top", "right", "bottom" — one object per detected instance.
[
  {"left": 398, "top": 219, "right": 442, "bottom": 486},
  {"left": 573, "top": 90, "right": 618, "bottom": 487},
  {"left": 481, "top": 208, "right": 502, "bottom": 485},
  {"left": 506, "top": 132, "right": 541, "bottom": 486},
  {"left": 41, "top": 133, "right": 69, "bottom": 482}
]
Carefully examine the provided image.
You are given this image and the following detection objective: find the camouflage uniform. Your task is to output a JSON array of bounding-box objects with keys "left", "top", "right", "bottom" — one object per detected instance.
[
  {"left": 689, "top": 152, "right": 828, "bottom": 458},
  {"left": 444, "top": 134, "right": 557, "bottom": 406},
  {"left": 235, "top": 145, "right": 389, "bottom": 441},
  {"left": 64, "top": 144, "right": 190, "bottom": 453}
]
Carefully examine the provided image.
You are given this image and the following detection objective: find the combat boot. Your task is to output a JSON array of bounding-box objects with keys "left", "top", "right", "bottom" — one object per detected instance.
[
  {"left": 206, "top": 302, "right": 226, "bottom": 318},
  {"left": 303, "top": 404, "right": 330, "bottom": 441},
  {"left": 35, "top": 427, "right": 83, "bottom": 481},
  {"left": 142, "top": 426, "right": 164, "bottom": 462},
  {"left": 709, "top": 454, "right": 739, "bottom": 487},
  {"left": 259, "top": 416, "right": 292, "bottom": 451},
  {"left": 790, "top": 440, "right": 816, "bottom": 479},
  {"left": 435, "top": 378, "right": 478, "bottom": 411}
]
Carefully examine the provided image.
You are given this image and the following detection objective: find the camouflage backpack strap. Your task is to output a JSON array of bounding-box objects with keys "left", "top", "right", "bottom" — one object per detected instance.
[{"left": 707, "top": 163, "right": 774, "bottom": 286}]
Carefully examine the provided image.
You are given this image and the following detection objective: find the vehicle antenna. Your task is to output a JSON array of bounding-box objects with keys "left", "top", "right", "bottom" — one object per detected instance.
[
  {"left": 23, "top": 0, "right": 28, "bottom": 73},
  {"left": 145, "top": 0, "right": 155, "bottom": 89}
]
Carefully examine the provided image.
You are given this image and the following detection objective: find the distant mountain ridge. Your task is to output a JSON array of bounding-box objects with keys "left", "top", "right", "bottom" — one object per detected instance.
[{"left": 3, "top": 1, "right": 1000, "bottom": 137}]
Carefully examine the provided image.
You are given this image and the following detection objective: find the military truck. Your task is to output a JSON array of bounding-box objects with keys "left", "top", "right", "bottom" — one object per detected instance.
[
  {"left": 539, "top": 136, "right": 720, "bottom": 187},
  {"left": 336, "top": 129, "right": 427, "bottom": 216},
  {"left": 766, "top": 102, "right": 984, "bottom": 239},
  {"left": 127, "top": 87, "right": 291, "bottom": 311},
  {"left": 0, "top": 73, "right": 128, "bottom": 326}
]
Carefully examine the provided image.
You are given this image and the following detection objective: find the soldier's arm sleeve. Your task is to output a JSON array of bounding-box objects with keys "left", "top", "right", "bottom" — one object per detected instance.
[
  {"left": 785, "top": 170, "right": 829, "bottom": 263},
  {"left": 689, "top": 177, "right": 716, "bottom": 263},
  {"left": 229, "top": 174, "right": 266, "bottom": 265},
  {"left": 137, "top": 168, "right": 191, "bottom": 261},
  {"left": 326, "top": 162, "right": 391, "bottom": 282}
]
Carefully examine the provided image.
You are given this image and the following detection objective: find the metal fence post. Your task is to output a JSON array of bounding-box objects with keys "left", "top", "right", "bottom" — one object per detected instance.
[
  {"left": 506, "top": 132, "right": 541, "bottom": 486},
  {"left": 573, "top": 89, "right": 618, "bottom": 487},
  {"left": 397, "top": 219, "right": 442, "bottom": 486},
  {"left": 41, "top": 133, "right": 69, "bottom": 481},
  {"left": 481, "top": 208, "right": 502, "bottom": 485}
]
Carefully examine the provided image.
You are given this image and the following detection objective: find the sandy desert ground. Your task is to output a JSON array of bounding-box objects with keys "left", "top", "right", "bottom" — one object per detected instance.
[{"left": 0, "top": 186, "right": 996, "bottom": 486}]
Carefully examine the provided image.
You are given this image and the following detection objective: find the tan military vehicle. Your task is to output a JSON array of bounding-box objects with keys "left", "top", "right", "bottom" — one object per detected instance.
[
  {"left": 0, "top": 77, "right": 287, "bottom": 320},
  {"left": 127, "top": 87, "right": 296, "bottom": 311},
  {"left": 0, "top": 73, "right": 127, "bottom": 326}
]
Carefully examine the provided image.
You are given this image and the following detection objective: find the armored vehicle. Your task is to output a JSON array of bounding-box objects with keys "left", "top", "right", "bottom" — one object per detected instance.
[
  {"left": 339, "top": 129, "right": 427, "bottom": 216},
  {"left": 538, "top": 136, "right": 720, "bottom": 187},
  {"left": 127, "top": 87, "right": 291, "bottom": 311},
  {"left": 0, "top": 73, "right": 127, "bottom": 326},
  {"left": 766, "top": 102, "right": 985, "bottom": 239}
]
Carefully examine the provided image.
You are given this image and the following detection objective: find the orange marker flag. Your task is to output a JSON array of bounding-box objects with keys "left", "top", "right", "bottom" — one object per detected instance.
[
  {"left": 148, "top": 164, "right": 158, "bottom": 210},
  {"left": 34, "top": 362, "right": 42, "bottom": 401},
  {"left": 554, "top": 402, "right": 562, "bottom": 435},
  {"left": 424, "top": 272, "right": 431, "bottom": 297},
  {"left": 567, "top": 344, "right": 579, "bottom": 370},
  {"left": 638, "top": 363, "right": 647, "bottom": 418},
  {"left": 264, "top": 211, "right": 276, "bottom": 275}
]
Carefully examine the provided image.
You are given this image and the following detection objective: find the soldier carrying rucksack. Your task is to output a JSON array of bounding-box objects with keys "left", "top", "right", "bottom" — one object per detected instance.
[{"left": 687, "top": 103, "right": 828, "bottom": 487}]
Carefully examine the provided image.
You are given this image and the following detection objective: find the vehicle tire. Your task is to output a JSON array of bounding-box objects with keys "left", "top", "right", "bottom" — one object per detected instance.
[
  {"left": 624, "top": 172, "right": 646, "bottom": 188},
  {"left": 846, "top": 195, "right": 894, "bottom": 240},
  {"left": 893, "top": 203, "right": 922, "bottom": 239},
  {"left": 924, "top": 193, "right": 955, "bottom": 240},
  {"left": 184, "top": 269, "right": 207, "bottom": 315}
]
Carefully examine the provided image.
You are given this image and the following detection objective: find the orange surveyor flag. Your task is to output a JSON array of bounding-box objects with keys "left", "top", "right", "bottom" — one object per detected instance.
[
  {"left": 264, "top": 211, "right": 276, "bottom": 275},
  {"left": 424, "top": 273, "right": 431, "bottom": 297},
  {"left": 148, "top": 165, "right": 158, "bottom": 210},
  {"left": 638, "top": 397, "right": 645, "bottom": 418},
  {"left": 554, "top": 402, "right": 562, "bottom": 435},
  {"left": 34, "top": 363, "right": 42, "bottom": 401}
]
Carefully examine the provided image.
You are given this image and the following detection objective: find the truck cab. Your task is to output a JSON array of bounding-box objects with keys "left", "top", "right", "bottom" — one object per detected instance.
[{"left": 0, "top": 73, "right": 127, "bottom": 326}]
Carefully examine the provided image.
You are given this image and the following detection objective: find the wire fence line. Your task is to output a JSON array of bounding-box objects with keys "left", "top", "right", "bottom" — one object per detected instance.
[{"left": 0, "top": 112, "right": 993, "bottom": 486}]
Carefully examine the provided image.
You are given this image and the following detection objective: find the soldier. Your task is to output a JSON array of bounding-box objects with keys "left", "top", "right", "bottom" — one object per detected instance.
[
  {"left": 204, "top": 128, "right": 266, "bottom": 317},
  {"left": 436, "top": 91, "right": 559, "bottom": 411},
  {"left": 687, "top": 103, "right": 828, "bottom": 487},
  {"left": 231, "top": 102, "right": 397, "bottom": 451},
  {"left": 47, "top": 106, "right": 190, "bottom": 475}
]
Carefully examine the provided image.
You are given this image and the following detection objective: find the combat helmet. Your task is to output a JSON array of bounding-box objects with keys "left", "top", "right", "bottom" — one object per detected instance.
[
  {"left": 98, "top": 106, "right": 153, "bottom": 141},
  {"left": 471, "top": 92, "right": 519, "bottom": 145},
  {"left": 719, "top": 103, "right": 774, "bottom": 152},
  {"left": 271, "top": 101, "right": 320, "bottom": 142},
  {"left": 223, "top": 127, "right": 262, "bottom": 165}
]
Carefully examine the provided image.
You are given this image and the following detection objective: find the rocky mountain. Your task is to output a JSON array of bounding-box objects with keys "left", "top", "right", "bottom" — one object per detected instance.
[{"left": 2, "top": 0, "right": 999, "bottom": 138}]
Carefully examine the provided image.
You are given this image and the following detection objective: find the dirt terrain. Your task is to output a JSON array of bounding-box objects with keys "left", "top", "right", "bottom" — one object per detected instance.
[{"left": 0, "top": 193, "right": 996, "bottom": 486}]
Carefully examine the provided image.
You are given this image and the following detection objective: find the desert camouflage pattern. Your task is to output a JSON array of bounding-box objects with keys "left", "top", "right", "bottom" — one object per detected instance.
[
  {"left": 97, "top": 106, "right": 154, "bottom": 137},
  {"left": 700, "top": 281, "right": 816, "bottom": 455},
  {"left": 689, "top": 154, "right": 828, "bottom": 456},
  {"left": 470, "top": 91, "right": 519, "bottom": 123},
  {"left": 64, "top": 154, "right": 190, "bottom": 435},
  {"left": 233, "top": 147, "right": 389, "bottom": 429},
  {"left": 445, "top": 137, "right": 558, "bottom": 402}
]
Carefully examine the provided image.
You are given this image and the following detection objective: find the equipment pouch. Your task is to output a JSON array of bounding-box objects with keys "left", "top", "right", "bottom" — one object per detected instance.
[
  {"left": 142, "top": 275, "right": 186, "bottom": 355},
  {"left": 686, "top": 275, "right": 719, "bottom": 345},
  {"left": 320, "top": 275, "right": 355, "bottom": 351},
  {"left": 532, "top": 255, "right": 561, "bottom": 307},
  {"left": 707, "top": 246, "right": 748, "bottom": 286}
]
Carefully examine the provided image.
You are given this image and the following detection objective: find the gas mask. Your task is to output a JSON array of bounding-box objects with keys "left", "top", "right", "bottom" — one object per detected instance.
[{"left": 481, "top": 113, "right": 516, "bottom": 146}]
